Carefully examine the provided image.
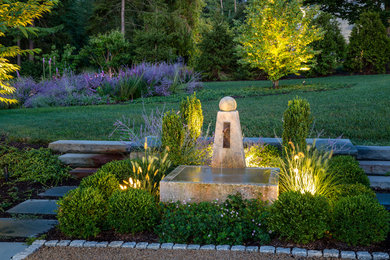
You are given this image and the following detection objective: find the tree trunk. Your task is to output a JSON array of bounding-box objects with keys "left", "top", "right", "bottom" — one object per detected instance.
[
  {"left": 220, "top": 0, "right": 223, "bottom": 13},
  {"left": 386, "top": 0, "right": 390, "bottom": 36},
  {"left": 234, "top": 0, "right": 237, "bottom": 13},
  {"left": 121, "top": 0, "right": 125, "bottom": 35},
  {"left": 16, "top": 38, "right": 21, "bottom": 66},
  {"left": 273, "top": 80, "right": 279, "bottom": 89},
  {"left": 28, "top": 39, "right": 34, "bottom": 61}
]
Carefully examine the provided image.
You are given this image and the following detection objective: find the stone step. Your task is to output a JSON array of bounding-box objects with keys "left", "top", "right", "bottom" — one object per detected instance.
[
  {"left": 0, "top": 218, "right": 57, "bottom": 238},
  {"left": 0, "top": 242, "right": 28, "bottom": 260},
  {"left": 6, "top": 200, "right": 58, "bottom": 215},
  {"left": 356, "top": 145, "right": 390, "bottom": 161},
  {"left": 376, "top": 193, "right": 390, "bottom": 210},
  {"left": 49, "top": 137, "right": 161, "bottom": 154},
  {"left": 369, "top": 176, "right": 390, "bottom": 190},
  {"left": 69, "top": 168, "right": 98, "bottom": 179},
  {"left": 244, "top": 138, "right": 358, "bottom": 156},
  {"left": 38, "top": 186, "right": 77, "bottom": 198},
  {"left": 359, "top": 161, "right": 390, "bottom": 175},
  {"left": 58, "top": 153, "right": 125, "bottom": 167}
]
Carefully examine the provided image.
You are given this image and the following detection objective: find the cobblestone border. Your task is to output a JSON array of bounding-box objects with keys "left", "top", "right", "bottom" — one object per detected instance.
[{"left": 11, "top": 240, "right": 390, "bottom": 260}]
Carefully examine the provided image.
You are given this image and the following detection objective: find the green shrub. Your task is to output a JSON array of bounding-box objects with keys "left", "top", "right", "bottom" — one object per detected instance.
[
  {"left": 327, "top": 155, "right": 370, "bottom": 187},
  {"left": 97, "top": 159, "right": 132, "bottom": 182},
  {"left": 309, "top": 12, "right": 346, "bottom": 76},
  {"left": 282, "top": 97, "right": 313, "bottom": 155},
  {"left": 332, "top": 195, "right": 389, "bottom": 246},
  {"left": 0, "top": 147, "right": 69, "bottom": 186},
  {"left": 57, "top": 187, "right": 107, "bottom": 239},
  {"left": 79, "top": 171, "right": 119, "bottom": 198},
  {"left": 330, "top": 183, "right": 376, "bottom": 202},
  {"left": 344, "top": 12, "right": 390, "bottom": 74},
  {"left": 156, "top": 194, "right": 270, "bottom": 245},
  {"left": 161, "top": 110, "right": 185, "bottom": 165},
  {"left": 180, "top": 93, "right": 203, "bottom": 142},
  {"left": 245, "top": 143, "right": 281, "bottom": 168},
  {"left": 107, "top": 189, "right": 159, "bottom": 234},
  {"left": 269, "top": 191, "right": 330, "bottom": 244}
]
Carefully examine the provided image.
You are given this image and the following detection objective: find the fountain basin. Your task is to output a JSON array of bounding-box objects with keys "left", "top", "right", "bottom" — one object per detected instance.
[{"left": 160, "top": 166, "right": 279, "bottom": 203}]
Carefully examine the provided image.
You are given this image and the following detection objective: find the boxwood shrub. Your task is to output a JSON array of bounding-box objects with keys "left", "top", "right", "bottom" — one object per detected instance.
[
  {"left": 97, "top": 159, "right": 132, "bottom": 182},
  {"left": 245, "top": 143, "right": 281, "bottom": 168},
  {"left": 107, "top": 188, "right": 159, "bottom": 234},
  {"left": 331, "top": 195, "right": 389, "bottom": 246},
  {"left": 79, "top": 171, "right": 119, "bottom": 198},
  {"left": 327, "top": 156, "right": 370, "bottom": 186},
  {"left": 57, "top": 187, "right": 107, "bottom": 239},
  {"left": 269, "top": 191, "right": 330, "bottom": 244},
  {"left": 330, "top": 183, "right": 376, "bottom": 202},
  {"left": 156, "top": 194, "right": 270, "bottom": 245}
]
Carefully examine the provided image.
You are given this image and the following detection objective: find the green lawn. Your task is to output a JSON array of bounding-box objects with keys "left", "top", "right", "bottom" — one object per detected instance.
[{"left": 1, "top": 74, "right": 390, "bottom": 145}]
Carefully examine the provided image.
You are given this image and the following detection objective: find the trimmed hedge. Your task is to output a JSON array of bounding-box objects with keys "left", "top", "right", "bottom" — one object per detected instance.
[{"left": 327, "top": 156, "right": 370, "bottom": 187}]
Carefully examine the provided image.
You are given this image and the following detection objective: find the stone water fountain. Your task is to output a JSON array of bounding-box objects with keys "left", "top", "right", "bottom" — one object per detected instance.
[{"left": 160, "top": 97, "right": 279, "bottom": 203}]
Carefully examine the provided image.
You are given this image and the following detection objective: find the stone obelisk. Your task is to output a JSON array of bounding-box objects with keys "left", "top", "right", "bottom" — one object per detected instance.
[{"left": 211, "top": 96, "right": 246, "bottom": 168}]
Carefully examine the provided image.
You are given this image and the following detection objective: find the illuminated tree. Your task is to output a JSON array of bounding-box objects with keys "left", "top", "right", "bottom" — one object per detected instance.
[
  {"left": 0, "top": 0, "right": 55, "bottom": 104},
  {"left": 237, "top": 0, "right": 323, "bottom": 88}
]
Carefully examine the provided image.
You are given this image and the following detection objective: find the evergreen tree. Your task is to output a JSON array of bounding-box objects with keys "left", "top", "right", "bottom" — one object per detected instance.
[
  {"left": 196, "top": 14, "right": 237, "bottom": 80},
  {"left": 310, "top": 12, "right": 346, "bottom": 76},
  {"left": 345, "top": 12, "right": 390, "bottom": 74},
  {"left": 237, "top": 0, "right": 323, "bottom": 88}
]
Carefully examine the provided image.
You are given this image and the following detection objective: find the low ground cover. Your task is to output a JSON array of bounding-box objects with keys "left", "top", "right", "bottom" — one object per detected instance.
[{"left": 1, "top": 74, "right": 390, "bottom": 145}]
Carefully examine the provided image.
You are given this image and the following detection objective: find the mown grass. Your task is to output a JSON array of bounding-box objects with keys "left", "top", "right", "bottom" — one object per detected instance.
[{"left": 1, "top": 74, "right": 389, "bottom": 145}]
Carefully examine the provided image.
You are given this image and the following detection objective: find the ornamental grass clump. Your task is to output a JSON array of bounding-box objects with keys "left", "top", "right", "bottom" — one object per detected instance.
[{"left": 278, "top": 142, "right": 337, "bottom": 198}]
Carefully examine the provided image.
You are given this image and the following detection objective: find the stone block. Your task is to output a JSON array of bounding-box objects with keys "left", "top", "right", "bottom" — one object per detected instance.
[
  {"left": 172, "top": 244, "right": 187, "bottom": 250},
  {"left": 292, "top": 247, "right": 307, "bottom": 257},
  {"left": 359, "top": 161, "right": 390, "bottom": 175},
  {"left": 121, "top": 242, "right": 136, "bottom": 248},
  {"left": 246, "top": 246, "right": 258, "bottom": 252},
  {"left": 369, "top": 176, "right": 390, "bottom": 189},
  {"left": 341, "top": 251, "right": 356, "bottom": 259},
  {"left": 49, "top": 140, "right": 131, "bottom": 154},
  {"left": 324, "top": 249, "right": 339, "bottom": 258},
  {"left": 356, "top": 146, "right": 390, "bottom": 161},
  {"left": 0, "top": 218, "right": 58, "bottom": 238},
  {"left": 276, "top": 247, "right": 291, "bottom": 255},
  {"left": 259, "top": 246, "right": 275, "bottom": 254},
  {"left": 200, "top": 245, "right": 216, "bottom": 250},
  {"left": 160, "top": 166, "right": 279, "bottom": 203},
  {"left": 308, "top": 250, "right": 322, "bottom": 257},
  {"left": 147, "top": 243, "right": 160, "bottom": 250},
  {"left": 95, "top": 242, "right": 108, "bottom": 248},
  {"left": 0, "top": 242, "right": 28, "bottom": 260},
  {"left": 231, "top": 245, "right": 246, "bottom": 251},
  {"left": 160, "top": 243, "right": 174, "bottom": 250},
  {"left": 372, "top": 252, "right": 389, "bottom": 260},
  {"left": 216, "top": 245, "right": 230, "bottom": 251},
  {"left": 44, "top": 240, "right": 58, "bottom": 247},
  {"left": 31, "top": 240, "right": 46, "bottom": 246},
  {"left": 135, "top": 242, "right": 148, "bottom": 249},
  {"left": 187, "top": 244, "right": 200, "bottom": 250},
  {"left": 69, "top": 240, "right": 85, "bottom": 247},
  {"left": 57, "top": 240, "right": 71, "bottom": 247},
  {"left": 357, "top": 251, "right": 372, "bottom": 260},
  {"left": 108, "top": 241, "right": 124, "bottom": 248},
  {"left": 83, "top": 241, "right": 98, "bottom": 247},
  {"left": 58, "top": 153, "right": 125, "bottom": 168}
]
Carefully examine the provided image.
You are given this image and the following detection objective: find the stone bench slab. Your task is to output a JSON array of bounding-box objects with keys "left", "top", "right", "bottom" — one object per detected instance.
[
  {"left": 6, "top": 200, "right": 58, "bottom": 215},
  {"left": 359, "top": 161, "right": 390, "bottom": 175},
  {"left": 369, "top": 176, "right": 390, "bottom": 190},
  {"left": 0, "top": 242, "right": 28, "bottom": 260},
  {"left": 58, "top": 153, "right": 125, "bottom": 167},
  {"left": 38, "top": 186, "right": 77, "bottom": 198},
  {"left": 0, "top": 218, "right": 57, "bottom": 238},
  {"left": 356, "top": 145, "right": 390, "bottom": 161}
]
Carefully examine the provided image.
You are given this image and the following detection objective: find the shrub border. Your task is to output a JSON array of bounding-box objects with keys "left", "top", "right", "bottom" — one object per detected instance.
[{"left": 12, "top": 240, "right": 390, "bottom": 259}]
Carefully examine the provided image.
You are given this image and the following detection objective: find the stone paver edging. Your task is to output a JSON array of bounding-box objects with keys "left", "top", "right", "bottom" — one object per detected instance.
[{"left": 12, "top": 240, "right": 390, "bottom": 260}]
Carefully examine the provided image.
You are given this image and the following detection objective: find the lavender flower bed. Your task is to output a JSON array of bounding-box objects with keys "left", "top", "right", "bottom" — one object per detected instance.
[{"left": 12, "top": 62, "right": 202, "bottom": 108}]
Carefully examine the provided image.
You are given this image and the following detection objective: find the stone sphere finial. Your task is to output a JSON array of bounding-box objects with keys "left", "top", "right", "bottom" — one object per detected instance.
[{"left": 219, "top": 96, "right": 237, "bottom": 111}]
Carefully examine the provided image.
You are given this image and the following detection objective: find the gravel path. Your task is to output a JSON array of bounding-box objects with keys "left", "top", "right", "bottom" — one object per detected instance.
[{"left": 27, "top": 247, "right": 324, "bottom": 260}]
